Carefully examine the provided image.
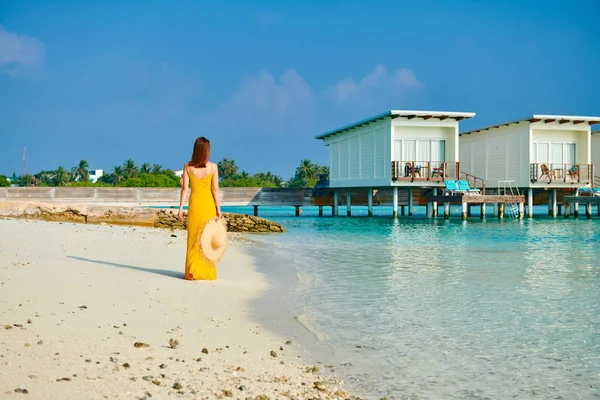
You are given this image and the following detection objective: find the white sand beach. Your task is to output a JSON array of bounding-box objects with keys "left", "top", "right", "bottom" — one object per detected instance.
[{"left": 0, "top": 218, "right": 349, "bottom": 399}]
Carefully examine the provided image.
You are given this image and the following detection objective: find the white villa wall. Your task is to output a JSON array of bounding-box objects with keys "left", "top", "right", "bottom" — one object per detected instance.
[
  {"left": 460, "top": 123, "right": 530, "bottom": 187},
  {"left": 324, "top": 119, "right": 391, "bottom": 188},
  {"left": 592, "top": 132, "right": 600, "bottom": 176}
]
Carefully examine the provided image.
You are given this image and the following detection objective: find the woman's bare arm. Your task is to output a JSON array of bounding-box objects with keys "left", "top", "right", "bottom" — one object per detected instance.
[
  {"left": 211, "top": 163, "right": 222, "bottom": 218},
  {"left": 178, "top": 165, "right": 189, "bottom": 220}
]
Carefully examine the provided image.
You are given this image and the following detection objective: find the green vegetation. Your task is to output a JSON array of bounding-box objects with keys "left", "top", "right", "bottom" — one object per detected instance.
[
  {"left": 12, "top": 158, "right": 329, "bottom": 188},
  {"left": 217, "top": 158, "right": 328, "bottom": 188},
  {"left": 0, "top": 175, "right": 10, "bottom": 187}
]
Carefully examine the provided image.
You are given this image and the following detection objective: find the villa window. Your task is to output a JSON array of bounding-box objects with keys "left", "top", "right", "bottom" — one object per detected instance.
[
  {"left": 394, "top": 139, "right": 445, "bottom": 162},
  {"left": 533, "top": 142, "right": 576, "bottom": 166}
]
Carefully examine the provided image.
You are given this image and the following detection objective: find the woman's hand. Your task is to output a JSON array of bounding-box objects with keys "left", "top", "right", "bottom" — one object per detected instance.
[
  {"left": 216, "top": 209, "right": 222, "bottom": 220},
  {"left": 178, "top": 209, "right": 184, "bottom": 222}
]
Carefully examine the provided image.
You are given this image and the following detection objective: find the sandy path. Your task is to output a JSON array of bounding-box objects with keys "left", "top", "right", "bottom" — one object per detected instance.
[{"left": 0, "top": 219, "right": 349, "bottom": 399}]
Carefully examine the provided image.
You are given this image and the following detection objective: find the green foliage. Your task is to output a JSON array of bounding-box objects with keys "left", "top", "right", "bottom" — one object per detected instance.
[
  {"left": 287, "top": 159, "right": 329, "bottom": 188},
  {"left": 118, "top": 173, "right": 179, "bottom": 188},
  {"left": 71, "top": 160, "right": 90, "bottom": 182},
  {"left": 0, "top": 175, "right": 11, "bottom": 187},
  {"left": 217, "top": 158, "right": 239, "bottom": 181},
  {"left": 69, "top": 180, "right": 111, "bottom": 187},
  {"left": 53, "top": 166, "right": 71, "bottom": 186},
  {"left": 17, "top": 174, "right": 33, "bottom": 187},
  {"left": 16, "top": 157, "right": 330, "bottom": 188}
]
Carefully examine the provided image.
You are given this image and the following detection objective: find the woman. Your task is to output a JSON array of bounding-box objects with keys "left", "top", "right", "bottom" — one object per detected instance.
[{"left": 178, "top": 137, "right": 222, "bottom": 280}]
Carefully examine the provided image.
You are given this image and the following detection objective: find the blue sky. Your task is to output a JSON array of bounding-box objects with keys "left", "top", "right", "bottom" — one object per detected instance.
[{"left": 1, "top": 0, "right": 599, "bottom": 179}]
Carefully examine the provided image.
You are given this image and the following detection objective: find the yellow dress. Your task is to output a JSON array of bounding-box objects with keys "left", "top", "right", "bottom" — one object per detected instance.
[{"left": 185, "top": 169, "right": 217, "bottom": 280}]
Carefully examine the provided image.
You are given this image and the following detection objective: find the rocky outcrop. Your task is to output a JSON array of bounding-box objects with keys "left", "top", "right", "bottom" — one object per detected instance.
[
  {"left": 0, "top": 202, "right": 285, "bottom": 233},
  {"left": 154, "top": 209, "right": 285, "bottom": 233}
]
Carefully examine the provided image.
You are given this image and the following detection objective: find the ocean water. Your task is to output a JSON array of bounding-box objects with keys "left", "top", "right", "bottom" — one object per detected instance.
[{"left": 226, "top": 206, "right": 600, "bottom": 399}]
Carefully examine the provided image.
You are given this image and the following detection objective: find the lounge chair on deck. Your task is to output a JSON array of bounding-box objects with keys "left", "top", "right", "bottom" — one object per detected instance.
[
  {"left": 539, "top": 164, "right": 552, "bottom": 181},
  {"left": 443, "top": 180, "right": 459, "bottom": 195},
  {"left": 457, "top": 180, "right": 481, "bottom": 194},
  {"left": 579, "top": 188, "right": 600, "bottom": 196},
  {"left": 567, "top": 165, "right": 579, "bottom": 180}
]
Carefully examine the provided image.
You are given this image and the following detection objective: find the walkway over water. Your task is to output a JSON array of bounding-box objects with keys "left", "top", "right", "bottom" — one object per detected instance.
[{"left": 0, "top": 187, "right": 596, "bottom": 219}]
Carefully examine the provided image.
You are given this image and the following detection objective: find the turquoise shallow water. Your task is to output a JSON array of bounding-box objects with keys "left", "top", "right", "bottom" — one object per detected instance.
[{"left": 225, "top": 207, "right": 600, "bottom": 399}]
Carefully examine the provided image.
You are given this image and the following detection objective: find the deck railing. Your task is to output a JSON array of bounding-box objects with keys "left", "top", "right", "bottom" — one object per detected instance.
[
  {"left": 530, "top": 163, "right": 593, "bottom": 184},
  {"left": 459, "top": 172, "right": 486, "bottom": 193},
  {"left": 391, "top": 161, "right": 459, "bottom": 182}
]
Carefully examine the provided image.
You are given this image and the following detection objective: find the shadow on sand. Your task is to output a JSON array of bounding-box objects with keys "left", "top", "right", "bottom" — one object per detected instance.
[{"left": 68, "top": 256, "right": 184, "bottom": 280}]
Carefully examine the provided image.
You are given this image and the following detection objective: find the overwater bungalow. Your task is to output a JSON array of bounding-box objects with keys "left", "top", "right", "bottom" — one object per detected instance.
[
  {"left": 592, "top": 130, "right": 599, "bottom": 183},
  {"left": 315, "top": 110, "right": 476, "bottom": 216},
  {"left": 460, "top": 115, "right": 600, "bottom": 216}
]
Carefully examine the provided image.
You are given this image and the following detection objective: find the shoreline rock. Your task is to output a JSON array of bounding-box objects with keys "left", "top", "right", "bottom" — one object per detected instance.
[{"left": 0, "top": 202, "right": 285, "bottom": 233}]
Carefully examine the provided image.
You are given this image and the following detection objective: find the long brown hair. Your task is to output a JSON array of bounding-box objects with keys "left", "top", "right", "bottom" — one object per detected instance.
[{"left": 189, "top": 137, "right": 210, "bottom": 168}]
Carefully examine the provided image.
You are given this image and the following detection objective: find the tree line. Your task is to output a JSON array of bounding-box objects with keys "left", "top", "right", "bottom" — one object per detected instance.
[
  {"left": 217, "top": 158, "right": 328, "bottom": 188},
  {"left": 0, "top": 158, "right": 329, "bottom": 189}
]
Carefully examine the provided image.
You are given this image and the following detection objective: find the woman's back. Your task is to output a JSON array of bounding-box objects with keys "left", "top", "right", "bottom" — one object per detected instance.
[{"left": 178, "top": 137, "right": 223, "bottom": 280}]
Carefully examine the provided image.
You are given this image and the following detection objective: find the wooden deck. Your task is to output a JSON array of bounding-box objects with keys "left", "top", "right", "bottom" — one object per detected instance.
[
  {"left": 563, "top": 195, "right": 600, "bottom": 204},
  {"left": 424, "top": 194, "right": 526, "bottom": 204}
]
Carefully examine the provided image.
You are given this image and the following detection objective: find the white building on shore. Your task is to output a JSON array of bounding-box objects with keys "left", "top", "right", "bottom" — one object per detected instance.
[{"left": 89, "top": 169, "right": 104, "bottom": 183}]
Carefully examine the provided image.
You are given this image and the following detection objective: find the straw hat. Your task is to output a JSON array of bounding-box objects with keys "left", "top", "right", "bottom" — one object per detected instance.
[{"left": 200, "top": 218, "right": 228, "bottom": 262}]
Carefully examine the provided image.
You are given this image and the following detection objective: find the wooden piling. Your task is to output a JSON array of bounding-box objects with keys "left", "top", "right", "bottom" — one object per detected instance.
[
  {"left": 461, "top": 202, "right": 467, "bottom": 220},
  {"left": 295, "top": 206, "right": 300, "bottom": 216},
  {"left": 333, "top": 191, "right": 339, "bottom": 216},
  {"left": 480, "top": 203, "right": 486, "bottom": 219},
  {"left": 367, "top": 188, "right": 373, "bottom": 217},
  {"left": 498, "top": 203, "right": 505, "bottom": 220},
  {"left": 318, "top": 205, "right": 323, "bottom": 216},
  {"left": 519, "top": 203, "right": 525, "bottom": 220},
  {"left": 346, "top": 189, "right": 352, "bottom": 217},
  {"left": 392, "top": 187, "right": 399, "bottom": 218},
  {"left": 253, "top": 205, "right": 259, "bottom": 216},
  {"left": 444, "top": 202, "right": 450, "bottom": 219}
]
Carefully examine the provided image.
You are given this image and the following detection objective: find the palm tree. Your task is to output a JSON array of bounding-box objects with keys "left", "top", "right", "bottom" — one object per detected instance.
[
  {"left": 112, "top": 166, "right": 125, "bottom": 184},
  {"left": 217, "top": 158, "right": 239, "bottom": 180},
  {"left": 317, "top": 165, "right": 330, "bottom": 176},
  {"left": 295, "top": 158, "right": 317, "bottom": 186},
  {"left": 53, "top": 166, "right": 70, "bottom": 186},
  {"left": 141, "top": 163, "right": 152, "bottom": 174},
  {"left": 123, "top": 159, "right": 138, "bottom": 179},
  {"left": 71, "top": 160, "right": 90, "bottom": 182},
  {"left": 18, "top": 174, "right": 33, "bottom": 187},
  {"left": 38, "top": 170, "right": 52, "bottom": 185},
  {"left": 152, "top": 164, "right": 163, "bottom": 174}
]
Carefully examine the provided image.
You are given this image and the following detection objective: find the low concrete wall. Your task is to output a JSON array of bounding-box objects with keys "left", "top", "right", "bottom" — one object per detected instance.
[{"left": 0, "top": 187, "right": 317, "bottom": 207}]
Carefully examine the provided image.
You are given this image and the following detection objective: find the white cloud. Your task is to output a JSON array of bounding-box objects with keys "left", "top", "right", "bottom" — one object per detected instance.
[
  {"left": 217, "top": 69, "right": 316, "bottom": 133},
  {"left": 0, "top": 25, "right": 45, "bottom": 75},
  {"left": 327, "top": 64, "right": 421, "bottom": 106}
]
